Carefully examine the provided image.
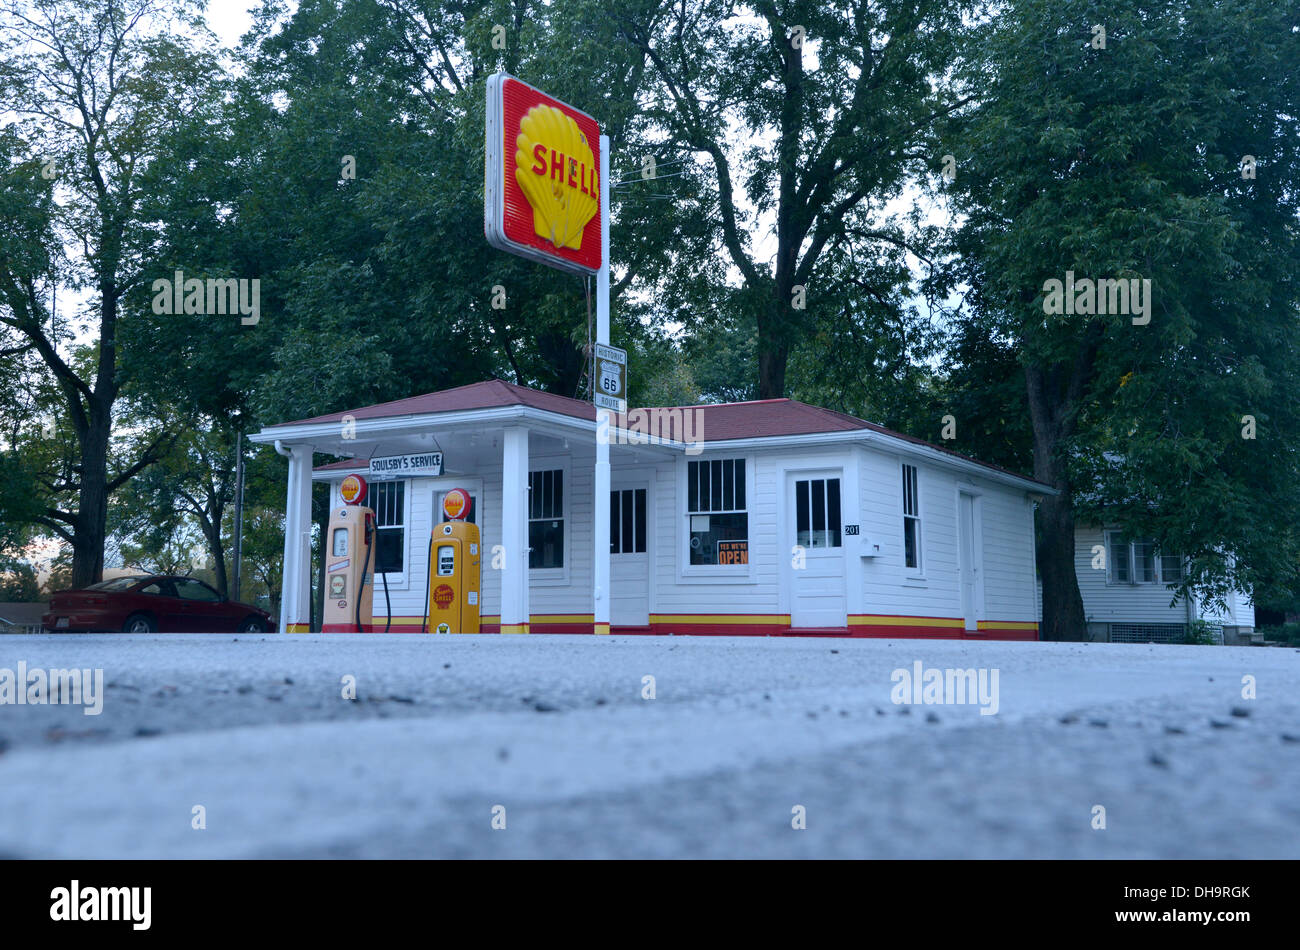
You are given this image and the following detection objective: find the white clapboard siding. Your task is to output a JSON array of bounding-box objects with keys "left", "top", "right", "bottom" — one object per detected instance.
[{"left": 331, "top": 434, "right": 1045, "bottom": 629}]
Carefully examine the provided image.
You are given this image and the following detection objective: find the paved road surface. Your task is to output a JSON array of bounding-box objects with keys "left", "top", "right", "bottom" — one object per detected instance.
[{"left": 0, "top": 634, "right": 1296, "bottom": 858}]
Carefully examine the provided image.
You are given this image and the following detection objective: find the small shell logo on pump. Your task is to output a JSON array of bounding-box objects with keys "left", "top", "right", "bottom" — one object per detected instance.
[{"left": 515, "top": 105, "right": 598, "bottom": 250}]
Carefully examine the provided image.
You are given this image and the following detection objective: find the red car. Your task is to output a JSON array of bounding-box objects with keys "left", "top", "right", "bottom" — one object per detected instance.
[{"left": 42, "top": 575, "right": 276, "bottom": 633}]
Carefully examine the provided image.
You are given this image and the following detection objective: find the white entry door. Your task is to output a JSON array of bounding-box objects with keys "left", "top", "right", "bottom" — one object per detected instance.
[
  {"left": 610, "top": 481, "right": 650, "bottom": 626},
  {"left": 787, "top": 471, "right": 847, "bottom": 628},
  {"left": 958, "top": 491, "right": 984, "bottom": 630}
]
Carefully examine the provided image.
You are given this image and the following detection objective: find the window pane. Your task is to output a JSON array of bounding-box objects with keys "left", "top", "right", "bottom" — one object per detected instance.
[
  {"left": 689, "top": 512, "right": 748, "bottom": 565},
  {"left": 529, "top": 520, "right": 564, "bottom": 569},
  {"left": 1161, "top": 554, "right": 1182, "bottom": 583},
  {"left": 375, "top": 529, "right": 403, "bottom": 574},
  {"left": 733, "top": 460, "right": 745, "bottom": 510},
  {"left": 723, "top": 459, "right": 734, "bottom": 511},
  {"left": 688, "top": 461, "right": 699, "bottom": 512},
  {"left": 796, "top": 480, "right": 810, "bottom": 541},
  {"left": 609, "top": 491, "right": 620, "bottom": 553},
  {"left": 1135, "top": 540, "right": 1155, "bottom": 583},
  {"left": 621, "top": 489, "right": 634, "bottom": 554},
  {"left": 827, "top": 479, "right": 841, "bottom": 547},
  {"left": 1109, "top": 534, "right": 1129, "bottom": 582},
  {"left": 811, "top": 479, "right": 826, "bottom": 545},
  {"left": 375, "top": 481, "right": 404, "bottom": 527},
  {"left": 904, "top": 518, "right": 918, "bottom": 569},
  {"left": 711, "top": 461, "right": 723, "bottom": 511},
  {"left": 552, "top": 470, "right": 563, "bottom": 517},
  {"left": 634, "top": 489, "right": 647, "bottom": 553}
]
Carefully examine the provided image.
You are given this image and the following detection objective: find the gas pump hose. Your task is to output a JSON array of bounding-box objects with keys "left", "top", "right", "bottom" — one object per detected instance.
[
  {"left": 421, "top": 536, "right": 433, "bottom": 633},
  {"left": 355, "top": 537, "right": 374, "bottom": 632},
  {"left": 381, "top": 563, "right": 391, "bottom": 633}
]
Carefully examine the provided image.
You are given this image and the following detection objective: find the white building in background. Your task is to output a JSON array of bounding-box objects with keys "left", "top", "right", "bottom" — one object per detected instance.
[{"left": 1031, "top": 524, "right": 1257, "bottom": 644}]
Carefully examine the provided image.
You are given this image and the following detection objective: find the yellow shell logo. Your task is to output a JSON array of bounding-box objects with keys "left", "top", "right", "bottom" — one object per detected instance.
[{"left": 515, "top": 104, "right": 598, "bottom": 250}]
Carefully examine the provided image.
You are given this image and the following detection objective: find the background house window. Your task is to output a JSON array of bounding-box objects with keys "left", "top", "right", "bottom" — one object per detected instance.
[
  {"left": 529, "top": 469, "right": 564, "bottom": 569},
  {"left": 687, "top": 458, "right": 747, "bottom": 565},
  {"left": 372, "top": 480, "right": 405, "bottom": 574},
  {"left": 1133, "top": 539, "right": 1157, "bottom": 583},
  {"left": 1107, "top": 531, "right": 1130, "bottom": 583},
  {"left": 795, "top": 477, "right": 841, "bottom": 548},
  {"left": 1108, "top": 532, "right": 1183, "bottom": 585},
  {"left": 902, "top": 464, "right": 921, "bottom": 570},
  {"left": 611, "top": 488, "right": 647, "bottom": 554}
]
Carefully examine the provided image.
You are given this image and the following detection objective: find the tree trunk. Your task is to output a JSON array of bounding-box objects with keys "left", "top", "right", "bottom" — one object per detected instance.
[
  {"left": 210, "top": 534, "right": 228, "bottom": 598},
  {"left": 1025, "top": 363, "right": 1090, "bottom": 641},
  {"left": 757, "top": 294, "right": 789, "bottom": 399},
  {"left": 1036, "top": 487, "right": 1088, "bottom": 641},
  {"left": 71, "top": 404, "right": 112, "bottom": 588}
]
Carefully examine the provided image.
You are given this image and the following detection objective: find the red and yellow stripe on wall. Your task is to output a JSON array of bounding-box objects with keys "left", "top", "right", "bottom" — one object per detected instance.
[{"left": 311, "top": 613, "right": 1038, "bottom": 640}]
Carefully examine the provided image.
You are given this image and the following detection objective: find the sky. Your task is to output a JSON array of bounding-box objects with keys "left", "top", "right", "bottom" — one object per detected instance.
[{"left": 204, "top": 0, "right": 259, "bottom": 49}]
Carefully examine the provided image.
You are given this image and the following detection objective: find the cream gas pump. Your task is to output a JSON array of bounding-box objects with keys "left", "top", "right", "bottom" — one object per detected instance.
[
  {"left": 423, "top": 488, "right": 481, "bottom": 634},
  {"left": 323, "top": 474, "right": 377, "bottom": 633}
]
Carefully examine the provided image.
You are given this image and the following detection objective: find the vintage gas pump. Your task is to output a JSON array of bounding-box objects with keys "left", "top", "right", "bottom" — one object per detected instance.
[
  {"left": 423, "top": 488, "right": 481, "bottom": 634},
  {"left": 322, "top": 474, "right": 376, "bottom": 633}
]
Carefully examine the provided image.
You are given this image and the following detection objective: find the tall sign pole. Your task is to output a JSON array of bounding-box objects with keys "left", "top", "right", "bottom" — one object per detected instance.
[
  {"left": 593, "top": 135, "right": 611, "bottom": 635},
  {"left": 485, "top": 73, "right": 612, "bottom": 636},
  {"left": 232, "top": 430, "right": 245, "bottom": 602}
]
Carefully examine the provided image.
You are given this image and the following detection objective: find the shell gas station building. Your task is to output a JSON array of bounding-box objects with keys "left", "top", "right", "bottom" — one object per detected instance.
[
  {"left": 250, "top": 379, "right": 1050, "bottom": 639},
  {"left": 248, "top": 73, "right": 1050, "bottom": 639}
]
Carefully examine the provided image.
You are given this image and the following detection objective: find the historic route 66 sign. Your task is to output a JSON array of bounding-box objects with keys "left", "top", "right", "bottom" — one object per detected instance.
[{"left": 593, "top": 343, "right": 626, "bottom": 411}]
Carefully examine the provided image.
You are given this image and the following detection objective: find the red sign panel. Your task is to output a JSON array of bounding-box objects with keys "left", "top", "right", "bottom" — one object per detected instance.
[
  {"left": 432, "top": 584, "right": 455, "bottom": 609},
  {"left": 486, "top": 73, "right": 602, "bottom": 275}
]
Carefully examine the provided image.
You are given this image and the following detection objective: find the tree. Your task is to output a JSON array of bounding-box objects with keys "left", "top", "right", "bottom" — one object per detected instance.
[
  {"left": 0, "top": 556, "right": 41, "bottom": 600},
  {"left": 0, "top": 0, "right": 221, "bottom": 586},
  {"left": 943, "top": 0, "right": 1300, "bottom": 638},
  {"left": 606, "top": 0, "right": 973, "bottom": 398}
]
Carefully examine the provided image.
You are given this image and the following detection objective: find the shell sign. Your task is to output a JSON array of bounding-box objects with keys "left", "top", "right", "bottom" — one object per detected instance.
[
  {"left": 340, "top": 474, "right": 368, "bottom": 506},
  {"left": 486, "top": 73, "right": 602, "bottom": 275},
  {"left": 442, "top": 488, "right": 471, "bottom": 521}
]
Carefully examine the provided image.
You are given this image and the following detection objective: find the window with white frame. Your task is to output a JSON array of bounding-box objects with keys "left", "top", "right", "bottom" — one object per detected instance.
[
  {"left": 371, "top": 480, "right": 405, "bottom": 574},
  {"left": 687, "top": 458, "right": 747, "bottom": 566},
  {"left": 528, "top": 469, "right": 564, "bottom": 569},
  {"left": 902, "top": 464, "right": 921, "bottom": 571},
  {"left": 1106, "top": 532, "right": 1184, "bottom": 584}
]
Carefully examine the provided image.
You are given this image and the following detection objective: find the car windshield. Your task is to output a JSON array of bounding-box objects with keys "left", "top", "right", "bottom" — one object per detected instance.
[{"left": 85, "top": 576, "right": 149, "bottom": 592}]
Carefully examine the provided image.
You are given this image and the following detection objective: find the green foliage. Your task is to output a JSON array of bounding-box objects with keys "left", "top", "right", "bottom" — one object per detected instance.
[
  {"left": 942, "top": 0, "right": 1300, "bottom": 616},
  {"left": 0, "top": 557, "right": 41, "bottom": 601},
  {"left": 1180, "top": 619, "right": 1219, "bottom": 646}
]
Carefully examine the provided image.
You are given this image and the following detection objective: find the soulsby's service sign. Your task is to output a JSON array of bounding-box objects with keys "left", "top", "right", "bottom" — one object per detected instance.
[{"left": 485, "top": 73, "right": 602, "bottom": 275}]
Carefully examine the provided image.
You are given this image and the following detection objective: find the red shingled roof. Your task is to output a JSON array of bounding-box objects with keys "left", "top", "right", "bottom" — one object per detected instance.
[
  {"left": 292, "top": 380, "right": 1044, "bottom": 486},
  {"left": 270, "top": 379, "right": 595, "bottom": 428}
]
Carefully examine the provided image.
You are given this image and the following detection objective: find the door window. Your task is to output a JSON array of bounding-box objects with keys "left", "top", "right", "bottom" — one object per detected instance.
[
  {"left": 794, "top": 477, "right": 841, "bottom": 548},
  {"left": 610, "top": 488, "right": 647, "bottom": 554}
]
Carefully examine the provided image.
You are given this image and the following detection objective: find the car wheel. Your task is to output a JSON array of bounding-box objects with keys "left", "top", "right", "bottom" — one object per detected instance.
[
  {"left": 238, "top": 616, "right": 267, "bottom": 633},
  {"left": 122, "top": 613, "right": 156, "bottom": 634}
]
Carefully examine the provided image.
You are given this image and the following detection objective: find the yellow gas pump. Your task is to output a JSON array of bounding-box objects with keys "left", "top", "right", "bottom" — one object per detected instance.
[
  {"left": 322, "top": 474, "right": 375, "bottom": 632},
  {"left": 423, "top": 488, "right": 481, "bottom": 634}
]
